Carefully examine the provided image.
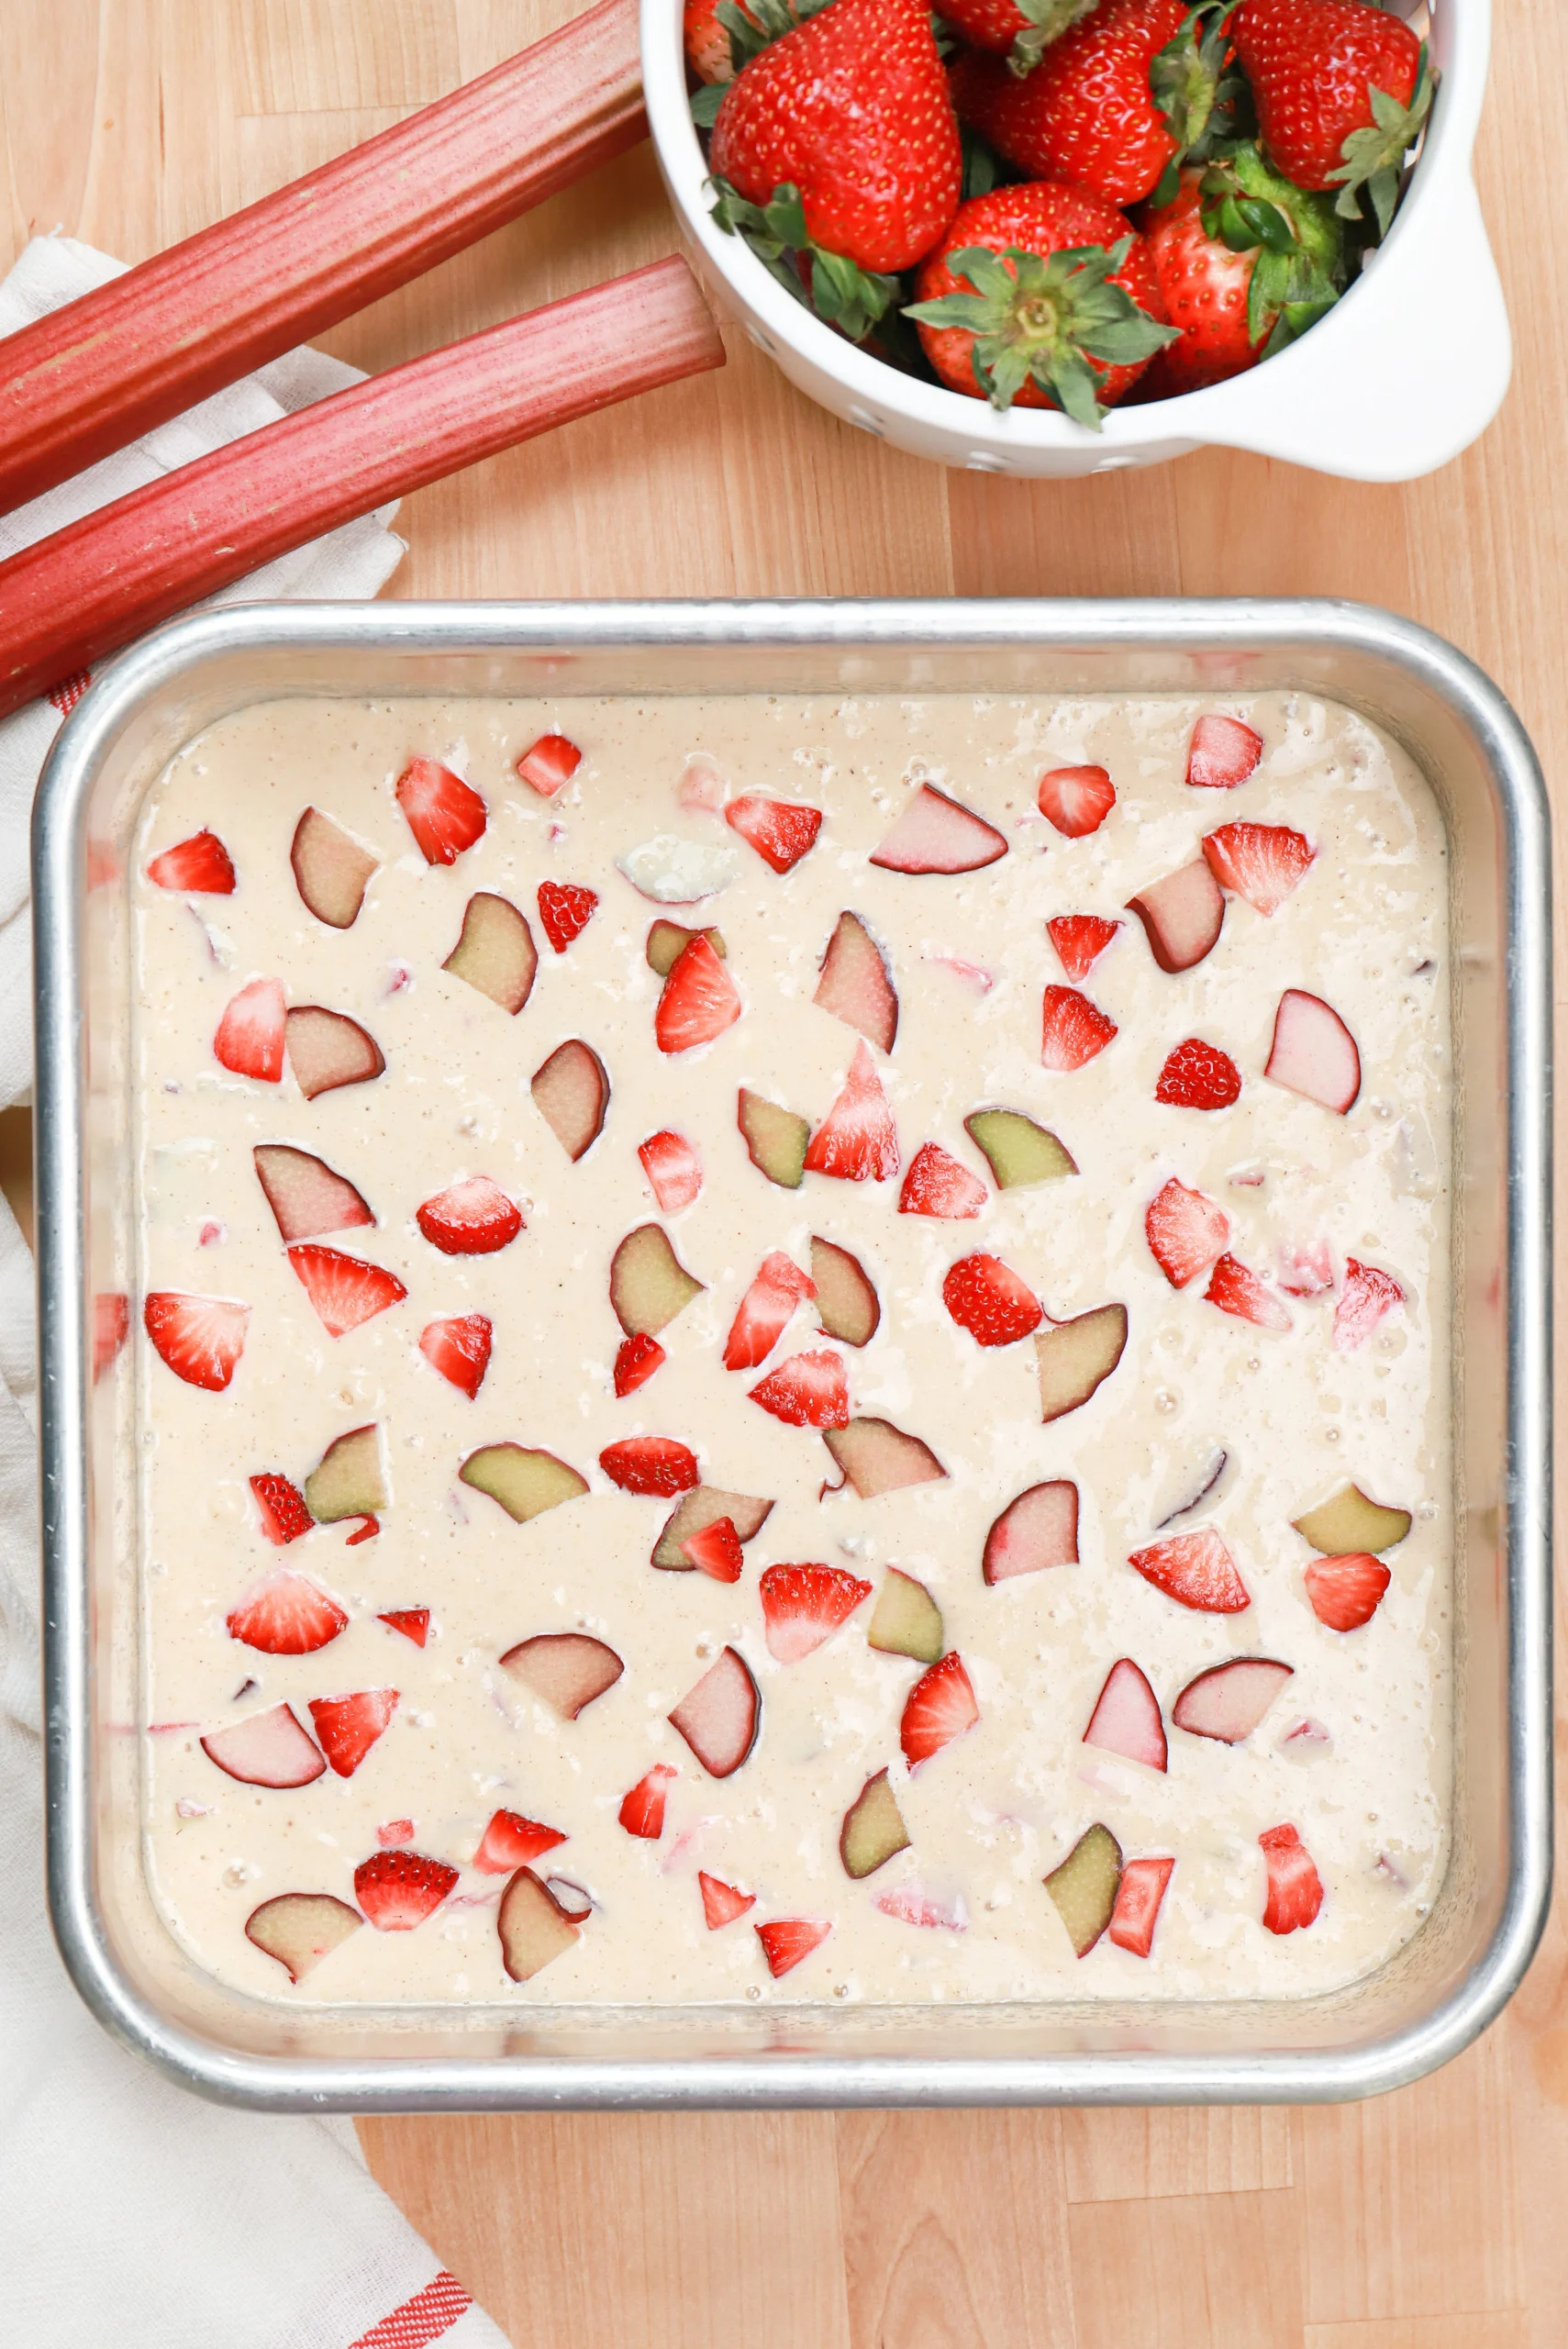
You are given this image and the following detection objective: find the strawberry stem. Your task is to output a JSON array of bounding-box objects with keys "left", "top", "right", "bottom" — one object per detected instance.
[
  {"left": 1328, "top": 41, "right": 1436, "bottom": 238},
  {"left": 708, "top": 179, "right": 902, "bottom": 342},
  {"left": 1005, "top": 0, "right": 1098, "bottom": 79},
  {"left": 1149, "top": 0, "right": 1250, "bottom": 207}
]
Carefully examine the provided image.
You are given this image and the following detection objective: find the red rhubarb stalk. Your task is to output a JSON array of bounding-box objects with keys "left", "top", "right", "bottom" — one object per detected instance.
[
  {"left": 0, "top": 0, "right": 645, "bottom": 518},
  {"left": 0, "top": 257, "right": 724, "bottom": 724}
]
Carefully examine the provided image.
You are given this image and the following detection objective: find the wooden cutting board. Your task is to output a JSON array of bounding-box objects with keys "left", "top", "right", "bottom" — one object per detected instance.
[{"left": 4, "top": 3, "right": 1564, "bottom": 2341}]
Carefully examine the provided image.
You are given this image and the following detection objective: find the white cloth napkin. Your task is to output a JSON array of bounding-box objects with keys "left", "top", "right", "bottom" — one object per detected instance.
[{"left": 0, "top": 237, "right": 509, "bottom": 2349}]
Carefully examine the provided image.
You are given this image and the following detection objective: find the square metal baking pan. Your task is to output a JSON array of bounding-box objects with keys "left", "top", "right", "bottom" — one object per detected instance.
[{"left": 33, "top": 596, "right": 1552, "bottom": 2112}]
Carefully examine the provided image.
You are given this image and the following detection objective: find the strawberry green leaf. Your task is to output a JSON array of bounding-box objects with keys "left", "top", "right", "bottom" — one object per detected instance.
[
  {"left": 1006, "top": 0, "right": 1098, "bottom": 78},
  {"left": 906, "top": 239, "right": 1176, "bottom": 426},
  {"left": 691, "top": 82, "right": 727, "bottom": 129},
  {"left": 707, "top": 179, "right": 898, "bottom": 343},
  {"left": 1151, "top": 2, "right": 1251, "bottom": 178},
  {"left": 1328, "top": 44, "right": 1436, "bottom": 238}
]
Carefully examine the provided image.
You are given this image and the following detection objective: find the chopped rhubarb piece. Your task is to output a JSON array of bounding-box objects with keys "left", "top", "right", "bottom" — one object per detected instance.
[
  {"left": 416, "top": 1175, "right": 523, "bottom": 1254},
  {"left": 1145, "top": 1178, "right": 1229, "bottom": 1288},
  {"left": 618, "top": 1763, "right": 676, "bottom": 1839},
  {"left": 822, "top": 1418, "right": 946, "bottom": 1499},
  {"left": 756, "top": 1918, "right": 830, "bottom": 1977},
  {"left": 1205, "top": 1253, "right": 1291, "bottom": 1330},
  {"left": 599, "top": 1436, "right": 700, "bottom": 1497},
  {"left": 378, "top": 1608, "right": 429, "bottom": 1647},
  {"left": 304, "top": 1425, "right": 387, "bottom": 1523},
  {"left": 93, "top": 1291, "right": 130, "bottom": 1383},
  {"left": 983, "top": 1480, "right": 1079, "bottom": 1582},
  {"left": 246, "top": 1895, "right": 360, "bottom": 1982},
  {"left": 1277, "top": 1239, "right": 1334, "bottom": 1297},
  {"left": 1128, "top": 859, "right": 1225, "bottom": 974},
  {"left": 201, "top": 1703, "right": 324, "bottom": 1789},
  {"left": 900, "top": 1652, "right": 978, "bottom": 1767},
  {"left": 656, "top": 933, "right": 741, "bottom": 1053},
  {"left": 146, "top": 829, "right": 234, "bottom": 893},
  {"left": 699, "top": 1872, "right": 755, "bottom": 1929},
  {"left": 395, "top": 756, "right": 486, "bottom": 863},
  {"left": 681, "top": 1514, "right": 744, "bottom": 1582},
  {"left": 724, "top": 1251, "right": 815, "bottom": 1370},
  {"left": 286, "top": 1244, "right": 406, "bottom": 1337},
  {"left": 462, "top": 1444, "right": 588, "bottom": 1523},
  {"left": 473, "top": 1809, "right": 566, "bottom": 1873},
  {"left": 1293, "top": 1483, "right": 1410, "bottom": 1554},
  {"left": 498, "top": 1868, "right": 581, "bottom": 1981},
  {"left": 867, "top": 1567, "right": 943, "bottom": 1664},
  {"left": 873, "top": 1884, "right": 967, "bottom": 1932},
  {"left": 250, "top": 1472, "right": 312, "bottom": 1546},
  {"left": 1333, "top": 1258, "right": 1405, "bottom": 1353},
  {"left": 143, "top": 1292, "right": 249, "bottom": 1390},
  {"left": 1040, "top": 985, "right": 1117, "bottom": 1072},
  {"left": 214, "top": 978, "right": 285, "bottom": 1081},
  {"left": 737, "top": 1089, "right": 809, "bottom": 1188},
  {"left": 652, "top": 1484, "right": 774, "bottom": 1569},
  {"left": 804, "top": 1041, "right": 899, "bottom": 1181},
  {"left": 1187, "top": 713, "right": 1262, "bottom": 788},
  {"left": 814, "top": 910, "right": 897, "bottom": 1052},
  {"left": 614, "top": 1333, "right": 666, "bottom": 1397},
  {"left": 1083, "top": 1658, "right": 1167, "bottom": 1771},
  {"left": 964, "top": 1108, "right": 1074, "bottom": 1188},
  {"left": 1044, "top": 1823, "right": 1121, "bottom": 1956},
  {"left": 1265, "top": 989, "right": 1362, "bottom": 1113},
  {"left": 922, "top": 951, "right": 994, "bottom": 993},
  {"left": 1172, "top": 1658, "right": 1293, "bottom": 1744},
  {"left": 227, "top": 1571, "right": 348, "bottom": 1654},
  {"left": 610, "top": 1224, "right": 705, "bottom": 1336},
  {"left": 840, "top": 1768, "right": 910, "bottom": 1878},
  {"left": 252, "top": 1144, "right": 373, "bottom": 1243},
  {"left": 725, "top": 793, "right": 822, "bottom": 873},
  {"left": 870, "top": 784, "right": 1006, "bottom": 874},
  {"left": 1107, "top": 1855, "right": 1174, "bottom": 1957},
  {"left": 647, "top": 918, "right": 726, "bottom": 976},
  {"left": 419, "top": 1312, "right": 493, "bottom": 1397},
  {"left": 1303, "top": 1553, "right": 1391, "bottom": 1631},
  {"left": 443, "top": 891, "right": 538, "bottom": 1013},
  {"left": 809, "top": 1236, "right": 880, "bottom": 1347},
  {"left": 1156, "top": 1037, "right": 1241, "bottom": 1110},
  {"left": 1037, "top": 763, "right": 1115, "bottom": 837},
  {"left": 531, "top": 1039, "right": 610, "bottom": 1161},
  {"left": 749, "top": 1349, "right": 849, "bottom": 1429},
  {"left": 284, "top": 1006, "right": 384, "bottom": 1098},
  {"left": 942, "top": 1252, "right": 1042, "bottom": 1347},
  {"left": 1259, "top": 1822, "right": 1323, "bottom": 1933},
  {"left": 501, "top": 1632, "right": 624, "bottom": 1719},
  {"left": 354, "top": 1849, "right": 458, "bottom": 1931},
  {"left": 1202, "top": 820, "right": 1313, "bottom": 914},
  {"left": 306, "top": 1687, "right": 398, "bottom": 1777},
  {"left": 516, "top": 732, "right": 582, "bottom": 796},
  {"left": 1046, "top": 913, "right": 1120, "bottom": 981},
  {"left": 669, "top": 1646, "right": 761, "bottom": 1776},
  {"left": 291, "top": 807, "right": 377, "bottom": 929},
  {"left": 898, "top": 1141, "right": 986, "bottom": 1219},
  {"left": 1036, "top": 1304, "right": 1127, "bottom": 1423},
  {"left": 536, "top": 880, "right": 597, "bottom": 952},
  {"left": 639, "top": 1130, "right": 703, "bottom": 1213},
  {"left": 1155, "top": 1449, "right": 1228, "bottom": 1528},
  {"left": 1128, "top": 1529, "right": 1250, "bottom": 1613},
  {"left": 760, "top": 1562, "right": 872, "bottom": 1663}
]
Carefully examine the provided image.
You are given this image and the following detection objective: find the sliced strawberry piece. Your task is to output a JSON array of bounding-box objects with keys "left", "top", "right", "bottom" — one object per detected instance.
[
  {"left": 93, "top": 1291, "right": 130, "bottom": 1383},
  {"left": 287, "top": 1245, "right": 406, "bottom": 1337},
  {"left": 699, "top": 1871, "right": 755, "bottom": 1930},
  {"left": 1187, "top": 714, "right": 1262, "bottom": 789},
  {"left": 416, "top": 1176, "right": 523, "bottom": 1255},
  {"left": 146, "top": 829, "right": 235, "bottom": 893},
  {"left": 353, "top": 1849, "right": 459, "bottom": 1931},
  {"left": 250, "top": 1472, "right": 312, "bottom": 1546},
  {"left": 473, "top": 1809, "right": 567, "bottom": 1872},
  {"left": 395, "top": 756, "right": 487, "bottom": 863},
  {"left": 1145, "top": 1177, "right": 1229, "bottom": 1288},
  {"left": 804, "top": 1041, "right": 899, "bottom": 1182},
  {"left": 614, "top": 1333, "right": 666, "bottom": 1397},
  {"left": 723, "top": 1251, "right": 815, "bottom": 1371},
  {"left": 1202, "top": 821, "right": 1313, "bottom": 915},
  {"left": 1083, "top": 1658, "right": 1167, "bottom": 1772},
  {"left": 1037, "top": 763, "right": 1115, "bottom": 837},
  {"left": 898, "top": 1141, "right": 986, "bottom": 1219},
  {"left": 143, "top": 1292, "right": 249, "bottom": 1390},
  {"left": 873, "top": 1884, "right": 967, "bottom": 1932},
  {"left": 345, "top": 1515, "right": 380, "bottom": 1546},
  {"left": 1304, "top": 1553, "right": 1391, "bottom": 1632},
  {"left": 814, "top": 910, "right": 898, "bottom": 1052},
  {"left": 760, "top": 1562, "right": 872, "bottom": 1663},
  {"left": 1333, "top": 1258, "right": 1405, "bottom": 1353},
  {"left": 900, "top": 1651, "right": 979, "bottom": 1767},
  {"left": 1128, "top": 1530, "right": 1250, "bottom": 1613},
  {"left": 516, "top": 732, "right": 583, "bottom": 796},
  {"left": 941, "top": 1253, "right": 1042, "bottom": 1347},
  {"left": 378, "top": 1607, "right": 429, "bottom": 1647},
  {"left": 725, "top": 793, "right": 823, "bottom": 874},
  {"left": 655, "top": 933, "right": 742, "bottom": 1053},
  {"left": 1046, "top": 913, "right": 1121, "bottom": 981},
  {"left": 378, "top": 1820, "right": 416, "bottom": 1849},
  {"left": 227, "top": 1571, "right": 349, "bottom": 1653},
  {"left": 536, "top": 880, "right": 598, "bottom": 952},
  {"left": 213, "top": 978, "right": 285, "bottom": 1081},
  {"left": 1277, "top": 1240, "right": 1334, "bottom": 1297},
  {"left": 1107, "top": 1855, "right": 1174, "bottom": 1957},
  {"left": 418, "top": 1312, "right": 493, "bottom": 1397},
  {"left": 618, "top": 1763, "right": 677, "bottom": 1839},
  {"left": 756, "top": 1918, "right": 830, "bottom": 1977},
  {"left": 306, "top": 1688, "right": 398, "bottom": 1777},
  {"left": 870, "top": 784, "right": 1007, "bottom": 874},
  {"left": 682, "top": 1515, "right": 744, "bottom": 1583},
  {"left": 1259, "top": 1822, "right": 1323, "bottom": 1934},
  {"left": 1155, "top": 1038, "right": 1241, "bottom": 1109},
  {"left": 638, "top": 1130, "right": 703, "bottom": 1213},
  {"left": 1040, "top": 985, "right": 1117, "bottom": 1072},
  {"left": 599, "top": 1436, "right": 700, "bottom": 1497},
  {"left": 749, "top": 1349, "right": 850, "bottom": 1429},
  {"left": 1205, "top": 1253, "right": 1291, "bottom": 1330}
]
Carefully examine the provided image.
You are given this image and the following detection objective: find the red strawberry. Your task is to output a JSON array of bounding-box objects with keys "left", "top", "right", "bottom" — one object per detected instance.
[
  {"left": 353, "top": 1849, "right": 459, "bottom": 1932},
  {"left": 939, "top": 0, "right": 1096, "bottom": 65},
  {"left": 1304, "top": 1552, "right": 1390, "bottom": 1632},
  {"left": 418, "top": 1312, "right": 493, "bottom": 1397},
  {"left": 949, "top": 0, "right": 1187, "bottom": 204},
  {"left": 685, "top": 0, "right": 738, "bottom": 81},
  {"left": 473, "top": 1809, "right": 567, "bottom": 1872},
  {"left": 756, "top": 1917, "right": 831, "bottom": 1977},
  {"left": 287, "top": 1244, "right": 407, "bottom": 1337},
  {"left": 1233, "top": 0, "right": 1432, "bottom": 231},
  {"left": 250, "top": 1472, "right": 312, "bottom": 1546},
  {"left": 1107, "top": 1854, "right": 1174, "bottom": 1957},
  {"left": 516, "top": 732, "right": 583, "bottom": 797},
  {"left": 749, "top": 1349, "right": 850, "bottom": 1429},
  {"left": 804, "top": 1041, "right": 899, "bottom": 1181},
  {"left": 93, "top": 1291, "right": 130, "bottom": 1383},
  {"left": 143, "top": 1292, "right": 249, "bottom": 1390},
  {"left": 1128, "top": 1529, "right": 1251, "bottom": 1613},
  {"left": 699, "top": 1870, "right": 756, "bottom": 1929},
  {"left": 1040, "top": 985, "right": 1118, "bottom": 1072},
  {"left": 346, "top": 1516, "right": 381, "bottom": 1546},
  {"left": 378, "top": 1608, "right": 429, "bottom": 1646},
  {"left": 395, "top": 756, "right": 487, "bottom": 863},
  {"left": 639, "top": 1129, "right": 704, "bottom": 1213},
  {"left": 724, "top": 1251, "right": 815, "bottom": 1370},
  {"left": 941, "top": 1253, "right": 1043, "bottom": 1348},
  {"left": 213, "top": 978, "right": 284, "bottom": 1080},
  {"left": 379, "top": 1820, "right": 416, "bottom": 1849},
  {"left": 901, "top": 1651, "right": 979, "bottom": 1766},
  {"left": 227, "top": 1571, "right": 349, "bottom": 1653},
  {"left": 416, "top": 1176, "right": 523, "bottom": 1254},
  {"left": 1259, "top": 1821, "right": 1323, "bottom": 1934},
  {"left": 1333, "top": 1257, "right": 1404, "bottom": 1353},
  {"left": 146, "top": 829, "right": 235, "bottom": 893},
  {"left": 655, "top": 934, "right": 742, "bottom": 1054},
  {"left": 1155, "top": 1037, "right": 1241, "bottom": 1109},
  {"left": 1202, "top": 820, "right": 1314, "bottom": 915},
  {"left": 307, "top": 1688, "right": 398, "bottom": 1777},
  {"left": 1187, "top": 713, "right": 1262, "bottom": 787},
  {"left": 1205, "top": 1252, "right": 1291, "bottom": 1330},
  {"left": 725, "top": 794, "right": 823, "bottom": 874},
  {"left": 1038, "top": 764, "right": 1116, "bottom": 838},
  {"left": 537, "top": 881, "right": 598, "bottom": 952},
  {"left": 682, "top": 1515, "right": 745, "bottom": 1583},
  {"left": 908, "top": 183, "right": 1173, "bottom": 420},
  {"left": 619, "top": 1764, "right": 677, "bottom": 1839},
  {"left": 1276, "top": 1238, "right": 1334, "bottom": 1297},
  {"left": 600, "top": 1436, "right": 700, "bottom": 1497},
  {"left": 760, "top": 1561, "right": 872, "bottom": 1661},
  {"left": 1047, "top": 914, "right": 1121, "bottom": 981},
  {"left": 709, "top": 0, "right": 962, "bottom": 274},
  {"left": 614, "top": 1333, "right": 667, "bottom": 1397},
  {"left": 898, "top": 1141, "right": 986, "bottom": 1219},
  {"left": 1145, "top": 1176, "right": 1229, "bottom": 1287}
]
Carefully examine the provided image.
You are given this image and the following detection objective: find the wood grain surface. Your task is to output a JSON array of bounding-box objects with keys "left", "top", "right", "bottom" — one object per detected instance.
[{"left": 4, "top": 5, "right": 1565, "bottom": 2343}]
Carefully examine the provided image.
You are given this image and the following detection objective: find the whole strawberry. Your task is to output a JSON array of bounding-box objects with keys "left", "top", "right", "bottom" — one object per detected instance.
[
  {"left": 949, "top": 0, "right": 1187, "bottom": 206},
  {"left": 937, "top": 0, "right": 1097, "bottom": 76},
  {"left": 1232, "top": 0, "right": 1434, "bottom": 233},
  {"left": 906, "top": 182, "right": 1175, "bottom": 424}
]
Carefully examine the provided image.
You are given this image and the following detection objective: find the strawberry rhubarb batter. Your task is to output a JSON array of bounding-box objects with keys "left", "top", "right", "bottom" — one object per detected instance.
[{"left": 128, "top": 685, "right": 1451, "bottom": 2007}]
